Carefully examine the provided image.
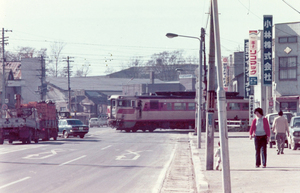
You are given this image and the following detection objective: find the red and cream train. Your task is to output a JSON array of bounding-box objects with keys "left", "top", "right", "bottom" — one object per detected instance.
[{"left": 107, "top": 91, "right": 249, "bottom": 132}]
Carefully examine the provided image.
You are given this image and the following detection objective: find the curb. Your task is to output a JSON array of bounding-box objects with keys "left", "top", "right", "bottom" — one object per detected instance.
[{"left": 189, "top": 132, "right": 209, "bottom": 193}]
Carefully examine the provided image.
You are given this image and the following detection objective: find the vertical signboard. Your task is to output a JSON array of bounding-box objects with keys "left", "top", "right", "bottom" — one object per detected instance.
[
  {"left": 263, "top": 15, "right": 273, "bottom": 86},
  {"left": 249, "top": 30, "right": 258, "bottom": 85},
  {"left": 244, "top": 39, "right": 250, "bottom": 99},
  {"left": 249, "top": 95, "right": 255, "bottom": 126},
  {"left": 222, "top": 57, "right": 228, "bottom": 91}
]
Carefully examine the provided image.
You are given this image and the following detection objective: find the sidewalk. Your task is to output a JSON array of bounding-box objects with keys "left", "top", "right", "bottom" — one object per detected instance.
[
  {"left": 189, "top": 132, "right": 300, "bottom": 193},
  {"left": 160, "top": 137, "right": 196, "bottom": 193}
]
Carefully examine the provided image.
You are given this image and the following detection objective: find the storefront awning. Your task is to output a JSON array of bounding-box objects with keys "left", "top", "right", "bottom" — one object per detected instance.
[{"left": 276, "top": 95, "right": 299, "bottom": 100}]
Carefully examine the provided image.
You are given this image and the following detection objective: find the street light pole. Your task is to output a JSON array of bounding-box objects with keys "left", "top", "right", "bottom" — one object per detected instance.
[
  {"left": 166, "top": 31, "right": 204, "bottom": 148},
  {"left": 212, "top": 0, "right": 232, "bottom": 192}
]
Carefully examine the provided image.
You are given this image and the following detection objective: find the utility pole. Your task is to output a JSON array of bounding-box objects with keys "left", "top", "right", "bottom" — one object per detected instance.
[
  {"left": 1, "top": 28, "right": 12, "bottom": 118},
  {"left": 64, "top": 56, "right": 73, "bottom": 113},
  {"left": 212, "top": 0, "right": 231, "bottom": 192},
  {"left": 205, "top": 3, "right": 216, "bottom": 170},
  {"left": 197, "top": 28, "right": 205, "bottom": 148},
  {"left": 40, "top": 55, "right": 46, "bottom": 101}
]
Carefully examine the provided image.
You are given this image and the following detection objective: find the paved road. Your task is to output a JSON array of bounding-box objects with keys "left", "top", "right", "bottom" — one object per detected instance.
[{"left": 0, "top": 127, "right": 194, "bottom": 193}]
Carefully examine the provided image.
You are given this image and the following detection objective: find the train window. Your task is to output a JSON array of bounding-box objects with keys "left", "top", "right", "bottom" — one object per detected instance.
[
  {"left": 174, "top": 103, "right": 186, "bottom": 110},
  {"left": 241, "top": 103, "right": 249, "bottom": 110},
  {"left": 150, "top": 100, "right": 159, "bottom": 109},
  {"left": 112, "top": 100, "right": 116, "bottom": 107},
  {"left": 166, "top": 103, "right": 172, "bottom": 110},
  {"left": 118, "top": 100, "right": 131, "bottom": 107},
  {"left": 131, "top": 101, "right": 136, "bottom": 107},
  {"left": 228, "top": 103, "right": 240, "bottom": 110},
  {"left": 188, "top": 103, "right": 195, "bottom": 110}
]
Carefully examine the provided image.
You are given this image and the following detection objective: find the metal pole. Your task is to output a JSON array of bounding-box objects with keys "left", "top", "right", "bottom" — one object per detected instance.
[
  {"left": 197, "top": 28, "right": 204, "bottom": 149},
  {"left": 212, "top": 0, "right": 231, "bottom": 192},
  {"left": 165, "top": 32, "right": 203, "bottom": 148},
  {"left": 67, "top": 56, "right": 71, "bottom": 113},
  {"left": 205, "top": 2, "right": 216, "bottom": 170},
  {"left": 1, "top": 28, "right": 5, "bottom": 118}
]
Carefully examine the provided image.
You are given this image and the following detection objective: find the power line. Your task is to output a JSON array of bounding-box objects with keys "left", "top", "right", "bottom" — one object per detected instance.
[{"left": 282, "top": 0, "right": 300, "bottom": 14}]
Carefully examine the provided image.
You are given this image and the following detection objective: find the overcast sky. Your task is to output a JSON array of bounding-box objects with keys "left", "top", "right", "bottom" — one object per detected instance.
[{"left": 0, "top": 0, "right": 299, "bottom": 76}]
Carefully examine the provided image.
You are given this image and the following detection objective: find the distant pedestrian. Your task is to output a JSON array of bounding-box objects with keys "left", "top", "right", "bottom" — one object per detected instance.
[
  {"left": 249, "top": 108, "right": 270, "bottom": 168},
  {"left": 214, "top": 141, "right": 221, "bottom": 171},
  {"left": 272, "top": 110, "right": 289, "bottom": 155}
]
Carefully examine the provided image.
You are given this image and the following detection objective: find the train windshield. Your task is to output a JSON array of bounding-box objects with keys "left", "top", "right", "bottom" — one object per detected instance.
[{"left": 117, "top": 100, "right": 131, "bottom": 107}]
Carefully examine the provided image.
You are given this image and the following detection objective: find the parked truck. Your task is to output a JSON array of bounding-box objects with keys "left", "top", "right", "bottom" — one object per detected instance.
[{"left": 0, "top": 94, "right": 58, "bottom": 144}]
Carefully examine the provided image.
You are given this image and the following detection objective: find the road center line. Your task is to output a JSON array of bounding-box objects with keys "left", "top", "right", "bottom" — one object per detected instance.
[
  {"left": 101, "top": 145, "right": 112, "bottom": 150},
  {"left": 0, "top": 177, "right": 31, "bottom": 190},
  {"left": 59, "top": 155, "right": 86, "bottom": 166}
]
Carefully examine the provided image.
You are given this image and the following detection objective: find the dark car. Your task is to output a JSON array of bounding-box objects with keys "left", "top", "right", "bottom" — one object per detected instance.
[{"left": 58, "top": 119, "right": 89, "bottom": 138}]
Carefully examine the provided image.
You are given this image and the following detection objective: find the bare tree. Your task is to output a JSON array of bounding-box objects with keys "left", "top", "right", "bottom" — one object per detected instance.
[
  {"left": 48, "top": 41, "right": 66, "bottom": 77},
  {"left": 146, "top": 50, "right": 186, "bottom": 66},
  {"left": 4, "top": 47, "right": 47, "bottom": 61},
  {"left": 104, "top": 66, "right": 115, "bottom": 75},
  {"left": 119, "top": 56, "right": 146, "bottom": 78},
  {"left": 123, "top": 50, "right": 188, "bottom": 81},
  {"left": 146, "top": 50, "right": 186, "bottom": 81},
  {"left": 74, "top": 62, "right": 91, "bottom": 77}
]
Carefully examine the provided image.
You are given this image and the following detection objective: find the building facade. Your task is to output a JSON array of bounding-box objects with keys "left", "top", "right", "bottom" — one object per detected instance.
[{"left": 273, "top": 22, "right": 300, "bottom": 113}]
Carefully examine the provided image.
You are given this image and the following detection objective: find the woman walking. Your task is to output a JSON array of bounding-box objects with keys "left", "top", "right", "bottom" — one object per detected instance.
[{"left": 249, "top": 108, "right": 270, "bottom": 168}]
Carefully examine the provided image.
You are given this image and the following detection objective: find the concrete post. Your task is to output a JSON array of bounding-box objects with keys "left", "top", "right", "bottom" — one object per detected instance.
[
  {"left": 212, "top": 0, "right": 232, "bottom": 192},
  {"left": 205, "top": 3, "right": 216, "bottom": 170}
]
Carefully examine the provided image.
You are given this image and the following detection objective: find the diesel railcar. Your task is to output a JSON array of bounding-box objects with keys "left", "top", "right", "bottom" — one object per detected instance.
[{"left": 107, "top": 91, "right": 196, "bottom": 132}]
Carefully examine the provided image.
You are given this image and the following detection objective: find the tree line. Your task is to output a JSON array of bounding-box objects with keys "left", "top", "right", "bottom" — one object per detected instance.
[{"left": 3, "top": 43, "right": 198, "bottom": 80}]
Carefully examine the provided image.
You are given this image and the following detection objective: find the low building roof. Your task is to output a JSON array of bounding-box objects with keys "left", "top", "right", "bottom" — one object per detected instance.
[{"left": 46, "top": 76, "right": 167, "bottom": 91}]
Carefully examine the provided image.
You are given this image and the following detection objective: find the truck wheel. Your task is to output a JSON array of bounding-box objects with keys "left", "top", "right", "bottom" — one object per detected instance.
[
  {"left": 9, "top": 140, "right": 13, "bottom": 144},
  {"left": 34, "top": 139, "right": 39, "bottom": 144},
  {"left": 0, "top": 138, "right": 3, "bottom": 145},
  {"left": 63, "top": 131, "right": 69, "bottom": 139},
  {"left": 80, "top": 134, "right": 84, "bottom": 138}
]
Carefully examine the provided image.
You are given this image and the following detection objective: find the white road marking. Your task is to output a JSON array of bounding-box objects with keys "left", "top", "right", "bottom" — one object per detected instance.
[
  {"left": 116, "top": 150, "right": 141, "bottom": 160},
  {"left": 101, "top": 145, "right": 112, "bottom": 150},
  {"left": 59, "top": 155, "right": 86, "bottom": 166},
  {"left": 0, "top": 177, "right": 31, "bottom": 190},
  {"left": 0, "top": 145, "right": 48, "bottom": 155},
  {"left": 22, "top": 149, "right": 65, "bottom": 159}
]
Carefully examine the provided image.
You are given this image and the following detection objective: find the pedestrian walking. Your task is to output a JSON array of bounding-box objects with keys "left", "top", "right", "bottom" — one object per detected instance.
[
  {"left": 214, "top": 141, "right": 221, "bottom": 171},
  {"left": 249, "top": 108, "right": 270, "bottom": 168},
  {"left": 272, "top": 110, "right": 289, "bottom": 155}
]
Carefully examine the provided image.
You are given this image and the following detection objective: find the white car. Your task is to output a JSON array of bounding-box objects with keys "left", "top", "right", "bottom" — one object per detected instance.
[
  {"left": 288, "top": 116, "right": 300, "bottom": 150},
  {"left": 265, "top": 112, "right": 293, "bottom": 148},
  {"left": 98, "top": 114, "right": 108, "bottom": 127},
  {"left": 89, "top": 118, "right": 100, "bottom": 128}
]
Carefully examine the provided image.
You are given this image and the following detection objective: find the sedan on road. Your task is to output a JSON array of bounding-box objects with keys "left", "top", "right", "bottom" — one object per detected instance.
[
  {"left": 288, "top": 116, "right": 300, "bottom": 150},
  {"left": 58, "top": 119, "right": 89, "bottom": 138},
  {"left": 89, "top": 118, "right": 100, "bottom": 128},
  {"left": 266, "top": 112, "right": 293, "bottom": 148}
]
